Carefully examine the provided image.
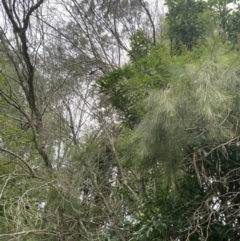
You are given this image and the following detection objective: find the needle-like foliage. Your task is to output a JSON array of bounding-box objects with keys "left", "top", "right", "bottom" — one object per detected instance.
[{"left": 128, "top": 40, "right": 240, "bottom": 183}]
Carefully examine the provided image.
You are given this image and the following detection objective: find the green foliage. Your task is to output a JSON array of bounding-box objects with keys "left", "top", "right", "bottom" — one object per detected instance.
[
  {"left": 165, "top": 0, "right": 240, "bottom": 54},
  {"left": 127, "top": 41, "right": 240, "bottom": 175},
  {"left": 165, "top": 0, "right": 207, "bottom": 55},
  {"left": 129, "top": 176, "right": 201, "bottom": 240},
  {"left": 98, "top": 33, "right": 240, "bottom": 239},
  {"left": 117, "top": 39, "right": 240, "bottom": 240},
  {"left": 226, "top": 5, "right": 240, "bottom": 49},
  {"left": 97, "top": 44, "right": 171, "bottom": 128},
  {"left": 125, "top": 144, "right": 240, "bottom": 240},
  {"left": 129, "top": 30, "right": 153, "bottom": 61}
]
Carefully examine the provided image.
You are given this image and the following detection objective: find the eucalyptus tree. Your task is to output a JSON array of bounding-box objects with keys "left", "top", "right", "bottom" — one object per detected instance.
[
  {"left": 55, "top": 0, "right": 163, "bottom": 69},
  {"left": 0, "top": 0, "right": 165, "bottom": 240}
]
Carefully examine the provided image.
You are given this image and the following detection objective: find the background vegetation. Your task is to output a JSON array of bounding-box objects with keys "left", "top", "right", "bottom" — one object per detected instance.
[{"left": 0, "top": 0, "right": 240, "bottom": 240}]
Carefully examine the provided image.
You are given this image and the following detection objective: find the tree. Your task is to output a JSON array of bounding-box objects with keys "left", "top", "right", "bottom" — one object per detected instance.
[
  {"left": 165, "top": 0, "right": 207, "bottom": 55},
  {"left": 97, "top": 43, "right": 170, "bottom": 128},
  {"left": 2, "top": 0, "right": 240, "bottom": 240},
  {"left": 123, "top": 39, "right": 240, "bottom": 240},
  {"left": 0, "top": 0, "right": 161, "bottom": 239}
]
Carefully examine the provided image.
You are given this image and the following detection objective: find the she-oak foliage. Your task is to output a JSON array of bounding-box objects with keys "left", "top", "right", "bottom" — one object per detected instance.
[
  {"left": 136, "top": 48, "right": 240, "bottom": 240},
  {"left": 131, "top": 41, "right": 240, "bottom": 174}
]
